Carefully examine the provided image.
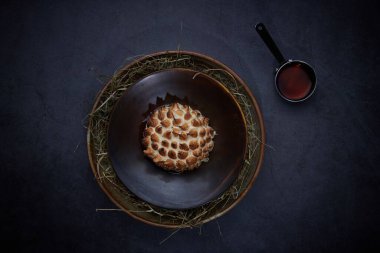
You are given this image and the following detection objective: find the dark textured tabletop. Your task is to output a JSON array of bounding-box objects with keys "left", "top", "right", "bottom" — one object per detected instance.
[{"left": 2, "top": 0, "right": 379, "bottom": 252}]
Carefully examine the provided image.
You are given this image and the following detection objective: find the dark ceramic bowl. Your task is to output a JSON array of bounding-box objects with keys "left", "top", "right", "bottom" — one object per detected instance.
[{"left": 108, "top": 69, "right": 247, "bottom": 209}]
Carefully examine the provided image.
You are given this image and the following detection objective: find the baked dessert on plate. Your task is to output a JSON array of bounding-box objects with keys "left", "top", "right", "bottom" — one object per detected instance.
[{"left": 142, "top": 103, "right": 216, "bottom": 172}]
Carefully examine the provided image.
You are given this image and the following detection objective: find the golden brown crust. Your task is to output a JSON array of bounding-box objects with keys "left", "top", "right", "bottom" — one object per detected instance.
[
  {"left": 161, "top": 119, "right": 171, "bottom": 128},
  {"left": 142, "top": 137, "right": 150, "bottom": 148},
  {"left": 184, "top": 112, "right": 191, "bottom": 120},
  {"left": 179, "top": 132, "right": 187, "bottom": 141},
  {"left": 152, "top": 143, "right": 159, "bottom": 150},
  {"left": 168, "top": 150, "right": 177, "bottom": 159},
  {"left": 173, "top": 118, "right": 182, "bottom": 125},
  {"left": 199, "top": 138, "right": 205, "bottom": 147},
  {"left": 161, "top": 140, "right": 169, "bottom": 148},
  {"left": 144, "top": 127, "right": 154, "bottom": 137},
  {"left": 155, "top": 126, "right": 163, "bottom": 134},
  {"left": 188, "top": 128, "right": 198, "bottom": 138},
  {"left": 151, "top": 133, "right": 159, "bottom": 143},
  {"left": 186, "top": 156, "right": 197, "bottom": 166},
  {"left": 193, "top": 149, "right": 202, "bottom": 157},
  {"left": 176, "top": 160, "right": 187, "bottom": 170},
  {"left": 158, "top": 110, "right": 166, "bottom": 120},
  {"left": 171, "top": 142, "right": 178, "bottom": 149},
  {"left": 163, "top": 160, "right": 175, "bottom": 170},
  {"left": 163, "top": 131, "right": 172, "bottom": 139},
  {"left": 179, "top": 123, "right": 189, "bottom": 131},
  {"left": 142, "top": 103, "right": 216, "bottom": 172},
  {"left": 178, "top": 150, "right": 188, "bottom": 159},
  {"left": 191, "top": 119, "right": 200, "bottom": 127},
  {"left": 189, "top": 140, "right": 199, "bottom": 150},
  {"left": 148, "top": 118, "right": 159, "bottom": 127},
  {"left": 179, "top": 143, "right": 189, "bottom": 151},
  {"left": 166, "top": 109, "right": 174, "bottom": 118},
  {"left": 158, "top": 147, "right": 167, "bottom": 156}
]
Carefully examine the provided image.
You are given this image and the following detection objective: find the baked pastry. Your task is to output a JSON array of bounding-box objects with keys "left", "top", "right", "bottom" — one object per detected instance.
[{"left": 142, "top": 103, "right": 216, "bottom": 172}]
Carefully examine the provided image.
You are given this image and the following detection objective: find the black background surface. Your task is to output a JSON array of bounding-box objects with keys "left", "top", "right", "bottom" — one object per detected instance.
[{"left": 1, "top": 0, "right": 379, "bottom": 252}]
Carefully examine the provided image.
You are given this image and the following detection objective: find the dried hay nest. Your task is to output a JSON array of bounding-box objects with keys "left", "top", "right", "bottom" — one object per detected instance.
[{"left": 87, "top": 51, "right": 265, "bottom": 228}]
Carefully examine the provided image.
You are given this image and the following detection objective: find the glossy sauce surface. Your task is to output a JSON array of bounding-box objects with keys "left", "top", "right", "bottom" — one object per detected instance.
[{"left": 277, "top": 63, "right": 312, "bottom": 100}]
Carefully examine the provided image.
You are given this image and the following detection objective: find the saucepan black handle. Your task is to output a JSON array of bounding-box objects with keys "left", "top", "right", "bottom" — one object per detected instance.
[{"left": 255, "top": 23, "right": 286, "bottom": 64}]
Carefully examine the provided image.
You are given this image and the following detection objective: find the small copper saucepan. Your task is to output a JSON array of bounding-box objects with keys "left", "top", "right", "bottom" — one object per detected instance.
[{"left": 255, "top": 23, "right": 317, "bottom": 102}]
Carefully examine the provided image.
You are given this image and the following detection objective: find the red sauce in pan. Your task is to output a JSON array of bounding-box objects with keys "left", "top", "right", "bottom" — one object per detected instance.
[{"left": 277, "top": 63, "right": 312, "bottom": 100}]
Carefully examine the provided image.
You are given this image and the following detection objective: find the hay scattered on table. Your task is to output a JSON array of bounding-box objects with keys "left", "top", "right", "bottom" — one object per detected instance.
[{"left": 88, "top": 52, "right": 262, "bottom": 228}]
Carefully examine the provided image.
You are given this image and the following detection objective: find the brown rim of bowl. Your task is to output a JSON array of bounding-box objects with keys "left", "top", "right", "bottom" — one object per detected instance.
[{"left": 87, "top": 50, "right": 266, "bottom": 228}]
